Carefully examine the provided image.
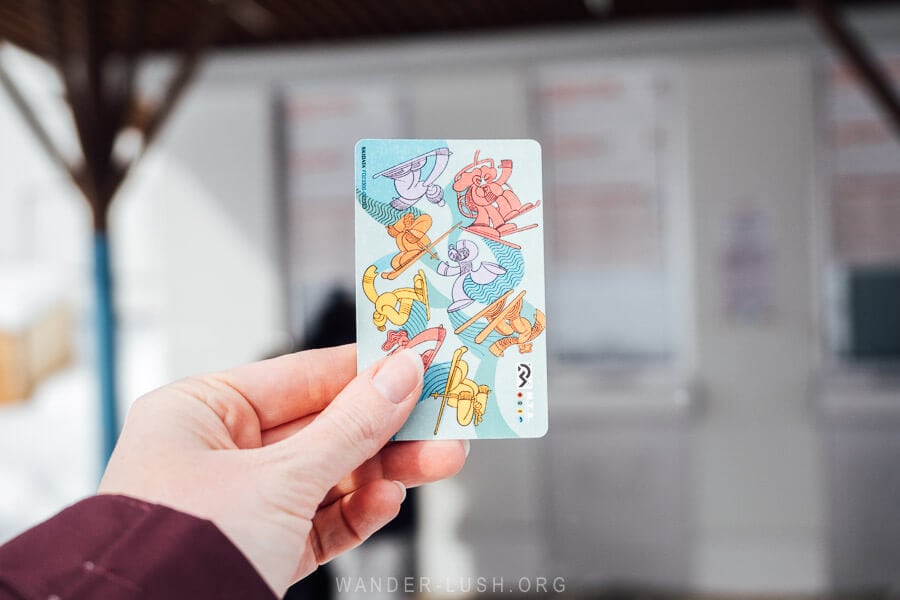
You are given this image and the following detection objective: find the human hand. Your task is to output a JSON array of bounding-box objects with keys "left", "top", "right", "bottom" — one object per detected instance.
[{"left": 98, "top": 345, "right": 467, "bottom": 596}]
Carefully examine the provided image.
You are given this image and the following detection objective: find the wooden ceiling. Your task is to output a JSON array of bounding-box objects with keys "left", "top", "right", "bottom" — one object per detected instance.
[{"left": 0, "top": 0, "right": 894, "bottom": 56}]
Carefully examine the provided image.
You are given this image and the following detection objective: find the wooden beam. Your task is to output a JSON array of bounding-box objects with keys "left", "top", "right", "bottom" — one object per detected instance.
[
  {"left": 109, "top": 0, "right": 146, "bottom": 135},
  {"left": 109, "top": 0, "right": 235, "bottom": 202},
  {"left": 79, "top": 0, "right": 120, "bottom": 224},
  {"left": 84, "top": 0, "right": 117, "bottom": 183},
  {"left": 39, "top": 0, "right": 108, "bottom": 227},
  {"left": 800, "top": 0, "right": 900, "bottom": 141},
  {"left": 19, "top": 0, "right": 239, "bottom": 225},
  {"left": 0, "top": 42, "right": 86, "bottom": 197},
  {"left": 138, "top": 1, "right": 231, "bottom": 150}
]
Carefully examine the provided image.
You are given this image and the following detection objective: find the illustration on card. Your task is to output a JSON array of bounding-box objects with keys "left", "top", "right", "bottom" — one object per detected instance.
[
  {"left": 436, "top": 239, "right": 508, "bottom": 312},
  {"left": 374, "top": 147, "right": 451, "bottom": 210},
  {"left": 454, "top": 289, "right": 545, "bottom": 357},
  {"left": 382, "top": 214, "right": 460, "bottom": 280},
  {"left": 432, "top": 346, "right": 490, "bottom": 435},
  {"left": 454, "top": 150, "right": 541, "bottom": 250},
  {"left": 362, "top": 265, "right": 430, "bottom": 331},
  {"left": 382, "top": 325, "right": 446, "bottom": 371},
  {"left": 355, "top": 139, "right": 548, "bottom": 439}
]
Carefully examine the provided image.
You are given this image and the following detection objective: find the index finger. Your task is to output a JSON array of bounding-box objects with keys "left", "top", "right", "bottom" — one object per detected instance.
[{"left": 214, "top": 343, "right": 357, "bottom": 430}]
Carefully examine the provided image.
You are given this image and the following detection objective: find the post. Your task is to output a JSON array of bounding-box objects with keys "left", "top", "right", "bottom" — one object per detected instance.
[{"left": 93, "top": 230, "right": 118, "bottom": 464}]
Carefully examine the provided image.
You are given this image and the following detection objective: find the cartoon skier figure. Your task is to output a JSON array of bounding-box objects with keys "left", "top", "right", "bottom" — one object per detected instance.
[
  {"left": 386, "top": 213, "right": 434, "bottom": 271},
  {"left": 362, "top": 265, "right": 430, "bottom": 331},
  {"left": 453, "top": 150, "right": 540, "bottom": 249},
  {"left": 436, "top": 239, "right": 506, "bottom": 312},
  {"left": 432, "top": 346, "right": 490, "bottom": 434},
  {"left": 373, "top": 147, "right": 451, "bottom": 210},
  {"left": 454, "top": 289, "right": 545, "bottom": 357}
]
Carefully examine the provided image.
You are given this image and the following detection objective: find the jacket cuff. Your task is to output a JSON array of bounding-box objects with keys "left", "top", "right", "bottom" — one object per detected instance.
[{"left": 0, "top": 495, "right": 276, "bottom": 599}]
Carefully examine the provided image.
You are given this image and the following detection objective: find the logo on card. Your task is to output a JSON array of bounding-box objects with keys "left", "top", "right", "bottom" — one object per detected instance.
[
  {"left": 516, "top": 363, "right": 533, "bottom": 389},
  {"left": 516, "top": 363, "right": 535, "bottom": 424}
]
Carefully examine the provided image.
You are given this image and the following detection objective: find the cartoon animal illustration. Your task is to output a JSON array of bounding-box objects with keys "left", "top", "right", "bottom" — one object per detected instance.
[
  {"left": 436, "top": 239, "right": 507, "bottom": 312},
  {"left": 362, "top": 265, "right": 429, "bottom": 331},
  {"left": 374, "top": 147, "right": 451, "bottom": 210},
  {"left": 432, "top": 346, "right": 489, "bottom": 435},
  {"left": 387, "top": 213, "right": 434, "bottom": 269},
  {"left": 381, "top": 220, "right": 462, "bottom": 280},
  {"left": 455, "top": 289, "right": 545, "bottom": 356},
  {"left": 453, "top": 150, "right": 541, "bottom": 249},
  {"left": 382, "top": 325, "right": 446, "bottom": 371}
]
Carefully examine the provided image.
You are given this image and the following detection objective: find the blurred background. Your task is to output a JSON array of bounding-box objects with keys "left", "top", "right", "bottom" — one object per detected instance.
[{"left": 1, "top": 0, "right": 899, "bottom": 598}]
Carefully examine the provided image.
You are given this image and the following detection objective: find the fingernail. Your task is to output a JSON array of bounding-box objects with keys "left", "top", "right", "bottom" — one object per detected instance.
[
  {"left": 463, "top": 439, "right": 471, "bottom": 458},
  {"left": 373, "top": 349, "right": 422, "bottom": 404},
  {"left": 393, "top": 480, "right": 407, "bottom": 502}
]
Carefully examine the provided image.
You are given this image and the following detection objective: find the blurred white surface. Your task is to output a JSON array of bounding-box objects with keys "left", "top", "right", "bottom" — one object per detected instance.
[
  {"left": 0, "top": 368, "right": 96, "bottom": 543},
  {"left": 0, "top": 264, "right": 66, "bottom": 331},
  {"left": 0, "top": 321, "right": 167, "bottom": 544}
]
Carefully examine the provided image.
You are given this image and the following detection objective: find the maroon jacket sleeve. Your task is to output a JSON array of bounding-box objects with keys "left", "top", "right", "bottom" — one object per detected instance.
[{"left": 0, "top": 495, "right": 276, "bottom": 600}]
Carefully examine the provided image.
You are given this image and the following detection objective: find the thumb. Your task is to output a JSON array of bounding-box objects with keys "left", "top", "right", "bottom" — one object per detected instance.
[{"left": 284, "top": 349, "right": 423, "bottom": 492}]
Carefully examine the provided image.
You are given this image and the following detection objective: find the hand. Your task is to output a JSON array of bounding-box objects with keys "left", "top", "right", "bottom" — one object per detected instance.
[{"left": 98, "top": 345, "right": 468, "bottom": 596}]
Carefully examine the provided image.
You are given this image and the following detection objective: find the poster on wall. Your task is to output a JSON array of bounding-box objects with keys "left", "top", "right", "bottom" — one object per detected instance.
[
  {"left": 718, "top": 202, "right": 777, "bottom": 325},
  {"left": 283, "top": 84, "right": 406, "bottom": 337},
  {"left": 822, "top": 51, "right": 900, "bottom": 267},
  {"left": 535, "top": 62, "right": 680, "bottom": 358}
]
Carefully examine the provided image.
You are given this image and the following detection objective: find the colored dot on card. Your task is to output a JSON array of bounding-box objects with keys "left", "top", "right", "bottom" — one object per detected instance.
[{"left": 517, "top": 392, "right": 523, "bottom": 398}]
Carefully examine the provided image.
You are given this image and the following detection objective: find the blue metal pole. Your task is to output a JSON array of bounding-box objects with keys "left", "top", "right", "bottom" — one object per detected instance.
[{"left": 93, "top": 231, "right": 119, "bottom": 466}]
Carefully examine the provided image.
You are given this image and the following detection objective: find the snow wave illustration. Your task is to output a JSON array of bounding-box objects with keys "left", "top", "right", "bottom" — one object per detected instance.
[
  {"left": 402, "top": 302, "right": 429, "bottom": 339},
  {"left": 462, "top": 239, "right": 525, "bottom": 304},
  {"left": 418, "top": 361, "right": 451, "bottom": 405},
  {"left": 356, "top": 188, "right": 420, "bottom": 227}
]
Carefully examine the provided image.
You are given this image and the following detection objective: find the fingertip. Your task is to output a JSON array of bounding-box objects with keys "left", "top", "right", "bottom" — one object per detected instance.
[
  {"left": 372, "top": 349, "right": 423, "bottom": 405},
  {"left": 452, "top": 440, "right": 469, "bottom": 476},
  {"left": 392, "top": 480, "right": 407, "bottom": 503},
  {"left": 312, "top": 479, "right": 406, "bottom": 565},
  {"left": 423, "top": 440, "right": 468, "bottom": 480},
  {"left": 395, "top": 348, "right": 424, "bottom": 379},
  {"left": 352, "top": 479, "right": 405, "bottom": 535}
]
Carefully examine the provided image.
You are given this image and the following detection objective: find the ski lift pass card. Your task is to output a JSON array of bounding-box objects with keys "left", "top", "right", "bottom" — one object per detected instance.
[{"left": 355, "top": 139, "right": 548, "bottom": 440}]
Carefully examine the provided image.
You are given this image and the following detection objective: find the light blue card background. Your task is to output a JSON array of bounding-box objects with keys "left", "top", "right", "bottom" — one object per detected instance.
[{"left": 355, "top": 139, "right": 547, "bottom": 440}]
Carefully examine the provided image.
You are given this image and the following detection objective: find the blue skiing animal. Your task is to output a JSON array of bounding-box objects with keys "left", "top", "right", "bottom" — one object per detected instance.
[{"left": 436, "top": 239, "right": 507, "bottom": 312}]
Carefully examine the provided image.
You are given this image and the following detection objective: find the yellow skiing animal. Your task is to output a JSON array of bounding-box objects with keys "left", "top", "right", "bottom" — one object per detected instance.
[
  {"left": 362, "top": 265, "right": 430, "bottom": 331},
  {"left": 432, "top": 346, "right": 489, "bottom": 434}
]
